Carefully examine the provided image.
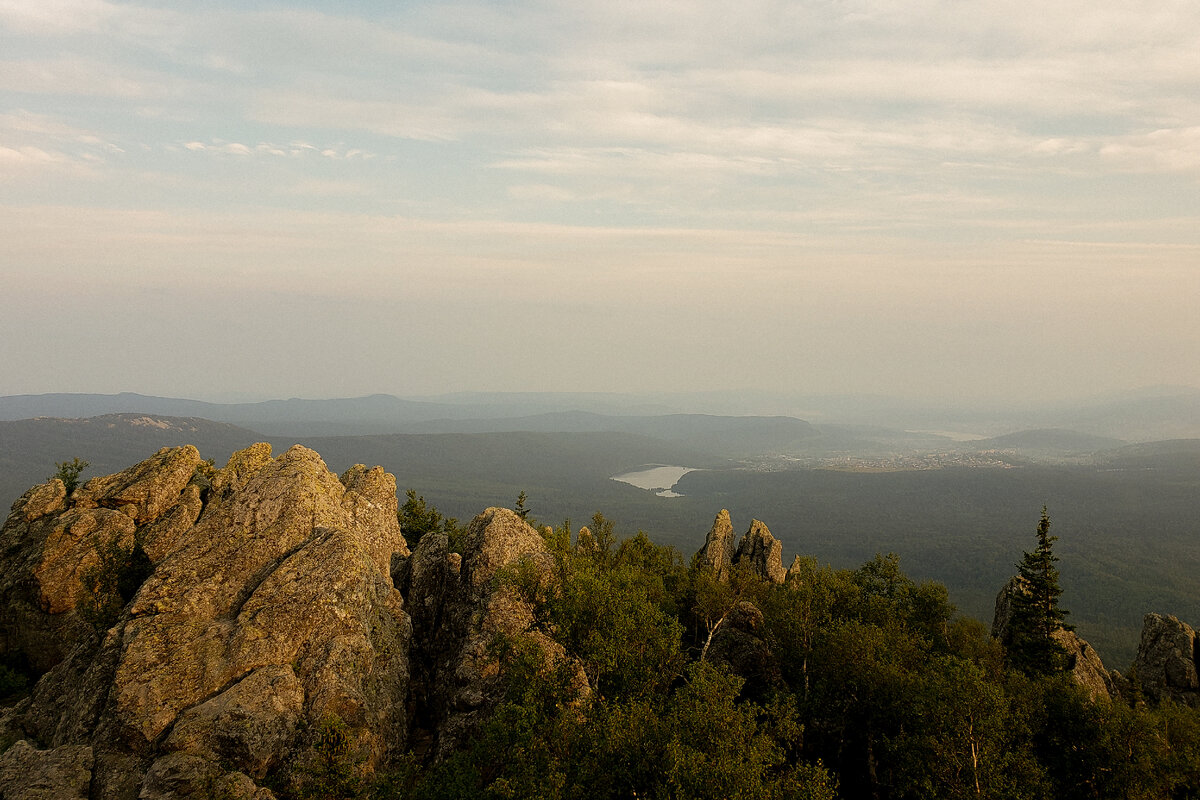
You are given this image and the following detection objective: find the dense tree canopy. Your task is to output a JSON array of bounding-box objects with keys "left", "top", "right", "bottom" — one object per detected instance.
[{"left": 368, "top": 506, "right": 1200, "bottom": 800}]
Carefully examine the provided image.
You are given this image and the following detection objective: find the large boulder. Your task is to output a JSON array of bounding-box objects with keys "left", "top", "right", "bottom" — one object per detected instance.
[
  {"left": 1131, "top": 613, "right": 1200, "bottom": 706},
  {"left": 0, "top": 444, "right": 412, "bottom": 799},
  {"left": 1054, "top": 628, "right": 1116, "bottom": 701},
  {"left": 0, "top": 446, "right": 203, "bottom": 675}
]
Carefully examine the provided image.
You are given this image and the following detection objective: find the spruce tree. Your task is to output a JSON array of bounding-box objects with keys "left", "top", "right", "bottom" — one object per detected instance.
[{"left": 1006, "top": 507, "right": 1072, "bottom": 675}]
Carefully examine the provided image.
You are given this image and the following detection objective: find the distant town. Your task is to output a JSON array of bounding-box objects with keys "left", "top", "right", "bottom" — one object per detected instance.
[{"left": 750, "top": 450, "right": 1020, "bottom": 472}]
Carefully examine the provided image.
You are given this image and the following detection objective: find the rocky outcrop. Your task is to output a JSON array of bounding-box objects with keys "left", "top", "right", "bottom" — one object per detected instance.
[
  {"left": 705, "top": 601, "right": 781, "bottom": 694},
  {"left": 0, "top": 444, "right": 412, "bottom": 799},
  {"left": 697, "top": 509, "right": 735, "bottom": 580},
  {"left": 734, "top": 519, "right": 787, "bottom": 584},
  {"left": 1131, "top": 613, "right": 1200, "bottom": 706},
  {"left": 397, "top": 507, "right": 582, "bottom": 758},
  {"left": 693, "top": 513, "right": 788, "bottom": 691},
  {"left": 1055, "top": 628, "right": 1115, "bottom": 700},
  {"left": 786, "top": 554, "right": 806, "bottom": 581},
  {"left": 576, "top": 525, "right": 597, "bottom": 553},
  {"left": 696, "top": 511, "right": 788, "bottom": 585},
  {"left": 990, "top": 576, "right": 1020, "bottom": 641}
]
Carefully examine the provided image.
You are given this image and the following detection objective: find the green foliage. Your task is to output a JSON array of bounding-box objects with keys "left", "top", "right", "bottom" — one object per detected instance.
[
  {"left": 191, "top": 457, "right": 217, "bottom": 497},
  {"left": 374, "top": 510, "right": 1200, "bottom": 800},
  {"left": 585, "top": 511, "right": 615, "bottom": 564},
  {"left": 1006, "top": 508, "right": 1072, "bottom": 676},
  {"left": 541, "top": 551, "right": 685, "bottom": 698},
  {"left": 682, "top": 558, "right": 766, "bottom": 663},
  {"left": 0, "top": 664, "right": 27, "bottom": 698},
  {"left": 78, "top": 533, "right": 153, "bottom": 631},
  {"left": 398, "top": 490, "right": 460, "bottom": 550},
  {"left": 50, "top": 456, "right": 88, "bottom": 494},
  {"left": 299, "top": 715, "right": 366, "bottom": 800},
  {"left": 658, "top": 662, "right": 836, "bottom": 800}
]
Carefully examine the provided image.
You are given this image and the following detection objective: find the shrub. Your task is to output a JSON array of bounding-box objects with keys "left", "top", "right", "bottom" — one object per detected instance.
[
  {"left": 78, "top": 535, "right": 153, "bottom": 631},
  {"left": 50, "top": 457, "right": 88, "bottom": 495}
]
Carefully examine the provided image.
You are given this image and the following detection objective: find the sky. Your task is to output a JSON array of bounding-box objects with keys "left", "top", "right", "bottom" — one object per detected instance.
[{"left": 1, "top": 0, "right": 1198, "bottom": 405}]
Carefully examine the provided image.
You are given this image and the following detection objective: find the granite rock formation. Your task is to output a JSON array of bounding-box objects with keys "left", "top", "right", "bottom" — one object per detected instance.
[
  {"left": 0, "top": 444, "right": 571, "bottom": 798},
  {"left": 697, "top": 509, "right": 736, "bottom": 581},
  {"left": 1131, "top": 613, "right": 1200, "bottom": 706},
  {"left": 395, "top": 506, "right": 580, "bottom": 758},
  {"left": 734, "top": 519, "right": 787, "bottom": 585},
  {"left": 696, "top": 510, "right": 787, "bottom": 585}
]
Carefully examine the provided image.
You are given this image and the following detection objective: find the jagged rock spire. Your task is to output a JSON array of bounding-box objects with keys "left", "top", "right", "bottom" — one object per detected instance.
[
  {"left": 695, "top": 511, "right": 787, "bottom": 585},
  {"left": 734, "top": 519, "right": 787, "bottom": 585},
  {"left": 697, "top": 509, "right": 735, "bottom": 581},
  {"left": 786, "top": 554, "right": 806, "bottom": 582}
]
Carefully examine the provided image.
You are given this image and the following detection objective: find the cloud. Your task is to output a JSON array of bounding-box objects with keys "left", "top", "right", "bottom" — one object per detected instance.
[
  {"left": 0, "top": 144, "right": 60, "bottom": 165},
  {"left": 0, "top": 110, "right": 121, "bottom": 177},
  {"left": 0, "top": 0, "right": 115, "bottom": 33},
  {"left": 3, "top": 0, "right": 1199, "bottom": 399},
  {"left": 1100, "top": 127, "right": 1200, "bottom": 174},
  {"left": 178, "top": 139, "right": 375, "bottom": 160}
]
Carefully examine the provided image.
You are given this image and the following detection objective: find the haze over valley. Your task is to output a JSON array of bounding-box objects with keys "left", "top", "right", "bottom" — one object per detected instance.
[{"left": 4, "top": 387, "right": 1199, "bottom": 666}]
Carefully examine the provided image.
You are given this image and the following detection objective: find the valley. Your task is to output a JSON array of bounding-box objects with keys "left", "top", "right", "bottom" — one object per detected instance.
[{"left": 2, "top": 390, "right": 1199, "bottom": 668}]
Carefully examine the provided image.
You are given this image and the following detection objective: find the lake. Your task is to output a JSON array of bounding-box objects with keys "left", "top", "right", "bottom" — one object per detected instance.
[{"left": 610, "top": 465, "right": 698, "bottom": 497}]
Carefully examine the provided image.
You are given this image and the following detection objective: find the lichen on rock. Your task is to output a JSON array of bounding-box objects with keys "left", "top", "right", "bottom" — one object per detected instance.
[{"left": 0, "top": 443, "right": 414, "bottom": 799}]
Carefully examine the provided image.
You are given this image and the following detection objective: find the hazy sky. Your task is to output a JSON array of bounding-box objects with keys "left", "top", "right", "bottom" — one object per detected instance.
[{"left": 2, "top": 0, "right": 1198, "bottom": 404}]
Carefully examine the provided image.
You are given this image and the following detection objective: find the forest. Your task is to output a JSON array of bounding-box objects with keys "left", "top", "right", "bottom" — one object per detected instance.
[{"left": 372, "top": 498, "right": 1200, "bottom": 800}]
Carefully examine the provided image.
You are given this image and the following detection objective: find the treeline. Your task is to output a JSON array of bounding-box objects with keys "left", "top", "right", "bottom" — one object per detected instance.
[{"left": 369, "top": 503, "right": 1200, "bottom": 800}]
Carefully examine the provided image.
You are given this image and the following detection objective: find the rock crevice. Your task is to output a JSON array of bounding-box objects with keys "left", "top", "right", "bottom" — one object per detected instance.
[
  {"left": 0, "top": 444, "right": 412, "bottom": 798},
  {"left": 696, "top": 510, "right": 788, "bottom": 585}
]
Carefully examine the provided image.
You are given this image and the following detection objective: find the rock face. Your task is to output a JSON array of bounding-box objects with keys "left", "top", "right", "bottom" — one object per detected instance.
[
  {"left": 0, "top": 446, "right": 576, "bottom": 797},
  {"left": 0, "top": 740, "right": 93, "bottom": 800},
  {"left": 1131, "top": 613, "right": 1200, "bottom": 706},
  {"left": 0, "top": 444, "right": 412, "bottom": 798},
  {"left": 1055, "top": 628, "right": 1116, "bottom": 700},
  {"left": 991, "top": 576, "right": 1114, "bottom": 700}
]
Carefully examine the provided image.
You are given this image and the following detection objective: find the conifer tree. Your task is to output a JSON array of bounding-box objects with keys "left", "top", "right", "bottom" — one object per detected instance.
[{"left": 1006, "top": 507, "right": 1072, "bottom": 675}]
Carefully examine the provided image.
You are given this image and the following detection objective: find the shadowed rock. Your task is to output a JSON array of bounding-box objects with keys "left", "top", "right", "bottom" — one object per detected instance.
[
  {"left": 0, "top": 740, "right": 93, "bottom": 799},
  {"left": 1132, "top": 613, "right": 1200, "bottom": 706},
  {"left": 705, "top": 600, "right": 782, "bottom": 694}
]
